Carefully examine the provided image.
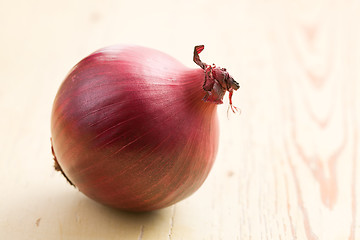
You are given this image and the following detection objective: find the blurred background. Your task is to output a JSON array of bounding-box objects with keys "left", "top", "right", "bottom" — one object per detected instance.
[{"left": 1, "top": 0, "right": 359, "bottom": 239}]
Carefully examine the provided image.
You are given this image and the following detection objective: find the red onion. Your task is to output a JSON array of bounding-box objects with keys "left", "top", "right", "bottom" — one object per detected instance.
[{"left": 51, "top": 45, "right": 239, "bottom": 211}]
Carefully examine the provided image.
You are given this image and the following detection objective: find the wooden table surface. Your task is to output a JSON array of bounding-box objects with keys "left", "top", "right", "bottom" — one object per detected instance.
[{"left": 1, "top": 0, "right": 360, "bottom": 239}]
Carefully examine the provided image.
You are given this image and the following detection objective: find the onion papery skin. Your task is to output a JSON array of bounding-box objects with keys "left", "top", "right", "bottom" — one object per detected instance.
[{"left": 51, "top": 45, "right": 219, "bottom": 212}]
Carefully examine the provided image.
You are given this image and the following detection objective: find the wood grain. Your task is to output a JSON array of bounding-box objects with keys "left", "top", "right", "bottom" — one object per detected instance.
[{"left": 0, "top": 0, "right": 359, "bottom": 239}]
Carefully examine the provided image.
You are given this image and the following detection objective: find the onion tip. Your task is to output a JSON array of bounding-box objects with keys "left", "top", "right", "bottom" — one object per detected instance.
[{"left": 193, "top": 45, "right": 240, "bottom": 112}]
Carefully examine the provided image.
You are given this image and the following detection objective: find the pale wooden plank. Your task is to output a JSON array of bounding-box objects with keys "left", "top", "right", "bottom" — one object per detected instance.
[{"left": 0, "top": 0, "right": 359, "bottom": 239}]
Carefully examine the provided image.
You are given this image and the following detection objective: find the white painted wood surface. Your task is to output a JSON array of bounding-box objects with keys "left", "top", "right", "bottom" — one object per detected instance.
[{"left": 1, "top": 0, "right": 360, "bottom": 239}]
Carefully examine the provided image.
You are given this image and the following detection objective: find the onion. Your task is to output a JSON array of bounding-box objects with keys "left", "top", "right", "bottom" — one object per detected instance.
[{"left": 51, "top": 45, "right": 239, "bottom": 211}]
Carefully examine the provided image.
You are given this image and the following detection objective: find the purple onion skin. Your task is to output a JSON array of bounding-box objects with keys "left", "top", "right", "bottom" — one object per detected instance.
[{"left": 51, "top": 45, "right": 219, "bottom": 211}]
